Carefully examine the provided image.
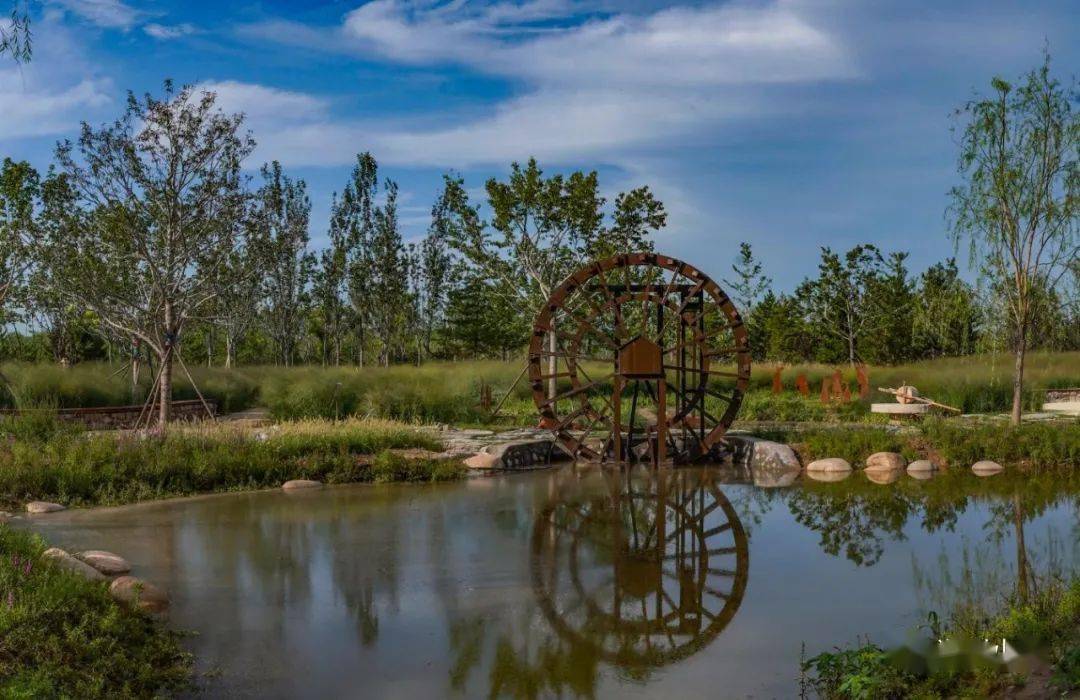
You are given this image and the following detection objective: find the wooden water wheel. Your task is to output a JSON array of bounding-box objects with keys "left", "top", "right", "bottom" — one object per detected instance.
[
  {"left": 528, "top": 252, "right": 750, "bottom": 464},
  {"left": 530, "top": 467, "right": 749, "bottom": 668}
]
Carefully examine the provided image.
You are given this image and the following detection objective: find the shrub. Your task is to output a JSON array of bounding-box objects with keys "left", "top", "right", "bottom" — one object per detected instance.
[{"left": 0, "top": 526, "right": 192, "bottom": 697}]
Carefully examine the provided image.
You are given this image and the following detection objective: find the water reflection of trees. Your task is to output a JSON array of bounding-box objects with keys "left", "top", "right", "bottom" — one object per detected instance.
[{"left": 783, "top": 470, "right": 1080, "bottom": 570}]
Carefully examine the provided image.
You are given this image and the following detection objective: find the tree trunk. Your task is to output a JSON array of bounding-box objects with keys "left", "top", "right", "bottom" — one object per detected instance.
[
  {"left": 1011, "top": 331, "right": 1026, "bottom": 426},
  {"left": 158, "top": 348, "right": 172, "bottom": 426},
  {"left": 547, "top": 330, "right": 557, "bottom": 400},
  {"left": 131, "top": 354, "right": 140, "bottom": 404},
  {"left": 847, "top": 334, "right": 856, "bottom": 368},
  {"left": 224, "top": 335, "right": 234, "bottom": 369}
]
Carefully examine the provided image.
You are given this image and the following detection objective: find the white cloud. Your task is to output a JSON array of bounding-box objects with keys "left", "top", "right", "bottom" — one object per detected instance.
[
  {"left": 196, "top": 80, "right": 330, "bottom": 124},
  {"left": 144, "top": 22, "right": 197, "bottom": 40},
  {"left": 49, "top": 0, "right": 142, "bottom": 30},
  {"left": 340, "top": 0, "right": 853, "bottom": 86},
  {"left": 0, "top": 13, "right": 113, "bottom": 142},
  {"left": 231, "top": 0, "right": 854, "bottom": 168},
  {"left": 0, "top": 72, "right": 112, "bottom": 140}
]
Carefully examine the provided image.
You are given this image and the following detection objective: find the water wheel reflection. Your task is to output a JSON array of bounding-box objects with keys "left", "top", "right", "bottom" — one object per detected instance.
[{"left": 531, "top": 467, "right": 748, "bottom": 669}]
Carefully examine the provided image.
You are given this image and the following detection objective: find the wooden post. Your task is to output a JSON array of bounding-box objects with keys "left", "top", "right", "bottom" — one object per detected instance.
[{"left": 820, "top": 378, "right": 830, "bottom": 404}]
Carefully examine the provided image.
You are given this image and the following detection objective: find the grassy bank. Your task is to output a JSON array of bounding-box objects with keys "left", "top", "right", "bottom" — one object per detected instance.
[
  {"left": 0, "top": 418, "right": 462, "bottom": 509},
  {"left": 2, "top": 352, "right": 1077, "bottom": 425},
  {"left": 801, "top": 577, "right": 1080, "bottom": 698},
  {"left": 0, "top": 525, "right": 192, "bottom": 697},
  {"left": 767, "top": 419, "right": 1080, "bottom": 471}
]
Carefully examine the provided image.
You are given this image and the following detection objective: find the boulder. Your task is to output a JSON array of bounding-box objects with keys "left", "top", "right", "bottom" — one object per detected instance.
[
  {"left": 282, "top": 479, "right": 323, "bottom": 491},
  {"left": 906, "top": 459, "right": 936, "bottom": 473},
  {"left": 727, "top": 436, "right": 801, "bottom": 488},
  {"left": 42, "top": 547, "right": 106, "bottom": 581},
  {"left": 971, "top": 460, "right": 1004, "bottom": 476},
  {"left": 806, "top": 470, "right": 851, "bottom": 483},
  {"left": 76, "top": 550, "right": 131, "bottom": 576},
  {"left": 109, "top": 576, "right": 169, "bottom": 614},
  {"left": 463, "top": 452, "right": 500, "bottom": 470},
  {"left": 805, "top": 457, "right": 852, "bottom": 473},
  {"left": 865, "top": 469, "right": 900, "bottom": 485},
  {"left": 865, "top": 452, "right": 905, "bottom": 472},
  {"left": 907, "top": 469, "right": 935, "bottom": 481},
  {"left": 26, "top": 501, "right": 66, "bottom": 514}
]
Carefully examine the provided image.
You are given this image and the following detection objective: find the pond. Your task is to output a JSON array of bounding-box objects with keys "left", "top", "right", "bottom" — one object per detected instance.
[{"left": 18, "top": 465, "right": 1080, "bottom": 698}]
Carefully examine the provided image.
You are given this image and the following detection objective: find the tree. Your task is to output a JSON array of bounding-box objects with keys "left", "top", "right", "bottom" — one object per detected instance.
[
  {"left": 253, "top": 161, "right": 313, "bottom": 366},
  {"left": 862, "top": 251, "right": 915, "bottom": 364},
  {"left": 312, "top": 191, "right": 351, "bottom": 365},
  {"left": 211, "top": 240, "right": 262, "bottom": 369},
  {"left": 437, "top": 159, "right": 666, "bottom": 395},
  {"left": 949, "top": 53, "right": 1078, "bottom": 424},
  {"left": 723, "top": 242, "right": 771, "bottom": 314},
  {"left": 417, "top": 229, "right": 452, "bottom": 360},
  {"left": 797, "top": 245, "right": 884, "bottom": 366},
  {"left": 912, "top": 259, "right": 981, "bottom": 358},
  {"left": 341, "top": 153, "right": 380, "bottom": 367},
  {"left": 1, "top": 2, "right": 31, "bottom": 63},
  {"left": 0, "top": 158, "right": 36, "bottom": 333},
  {"left": 41, "top": 82, "right": 252, "bottom": 424},
  {"left": 367, "top": 179, "right": 409, "bottom": 366}
]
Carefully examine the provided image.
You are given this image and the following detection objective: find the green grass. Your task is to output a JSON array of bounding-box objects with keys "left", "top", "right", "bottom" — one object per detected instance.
[
  {"left": 4, "top": 352, "right": 1076, "bottom": 425},
  {"left": 764, "top": 419, "right": 1080, "bottom": 471},
  {"left": 801, "top": 577, "right": 1080, "bottom": 698},
  {"left": 0, "top": 418, "right": 459, "bottom": 509},
  {"left": 0, "top": 525, "right": 193, "bottom": 698}
]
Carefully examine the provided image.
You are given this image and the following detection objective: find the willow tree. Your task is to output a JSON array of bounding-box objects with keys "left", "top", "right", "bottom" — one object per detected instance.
[
  {"left": 949, "top": 54, "right": 1077, "bottom": 424},
  {"left": 43, "top": 83, "right": 252, "bottom": 425}
]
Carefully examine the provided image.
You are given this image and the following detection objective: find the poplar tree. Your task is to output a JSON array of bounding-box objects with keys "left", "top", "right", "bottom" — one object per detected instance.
[{"left": 254, "top": 161, "right": 313, "bottom": 366}]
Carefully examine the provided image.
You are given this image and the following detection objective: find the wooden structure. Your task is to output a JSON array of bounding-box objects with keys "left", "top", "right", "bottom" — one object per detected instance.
[{"left": 528, "top": 252, "right": 750, "bottom": 466}]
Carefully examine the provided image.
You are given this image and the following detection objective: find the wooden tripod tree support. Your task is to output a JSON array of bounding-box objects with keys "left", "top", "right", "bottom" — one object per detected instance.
[
  {"left": 527, "top": 252, "right": 750, "bottom": 468},
  {"left": 133, "top": 345, "right": 217, "bottom": 430}
]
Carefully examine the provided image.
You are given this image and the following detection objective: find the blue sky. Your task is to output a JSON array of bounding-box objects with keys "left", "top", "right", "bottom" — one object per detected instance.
[{"left": 1, "top": 0, "right": 1076, "bottom": 289}]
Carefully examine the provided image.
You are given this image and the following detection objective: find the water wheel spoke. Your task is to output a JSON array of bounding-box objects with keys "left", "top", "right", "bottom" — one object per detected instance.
[
  {"left": 702, "top": 523, "right": 732, "bottom": 538},
  {"left": 707, "top": 567, "right": 736, "bottom": 577},
  {"left": 541, "top": 376, "right": 614, "bottom": 408},
  {"left": 704, "top": 585, "right": 730, "bottom": 601}
]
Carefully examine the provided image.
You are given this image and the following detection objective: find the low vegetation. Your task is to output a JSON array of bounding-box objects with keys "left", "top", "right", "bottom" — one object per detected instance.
[
  {"left": 801, "top": 577, "right": 1080, "bottom": 698},
  {"left": 772, "top": 419, "right": 1080, "bottom": 471},
  {"left": 2, "top": 352, "right": 1077, "bottom": 426},
  {"left": 0, "top": 525, "right": 193, "bottom": 697},
  {"left": 0, "top": 417, "right": 460, "bottom": 509}
]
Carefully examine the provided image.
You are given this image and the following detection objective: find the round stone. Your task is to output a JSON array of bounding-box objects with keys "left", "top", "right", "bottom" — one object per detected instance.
[
  {"left": 76, "top": 550, "right": 131, "bottom": 576},
  {"left": 865, "top": 452, "right": 905, "bottom": 472},
  {"left": 463, "top": 453, "right": 500, "bottom": 470},
  {"left": 26, "top": 501, "right": 66, "bottom": 514},
  {"left": 282, "top": 479, "right": 323, "bottom": 490},
  {"left": 805, "top": 457, "right": 852, "bottom": 473},
  {"left": 42, "top": 547, "right": 106, "bottom": 581},
  {"left": 971, "top": 460, "right": 1004, "bottom": 476},
  {"left": 109, "top": 576, "right": 169, "bottom": 613},
  {"left": 906, "top": 459, "right": 936, "bottom": 473}
]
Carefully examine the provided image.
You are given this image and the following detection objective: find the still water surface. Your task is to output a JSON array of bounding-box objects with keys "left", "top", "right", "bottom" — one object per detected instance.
[{"left": 21, "top": 466, "right": 1080, "bottom": 698}]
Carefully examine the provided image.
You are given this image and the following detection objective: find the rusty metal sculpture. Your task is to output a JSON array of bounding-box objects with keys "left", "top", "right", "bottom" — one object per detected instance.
[{"left": 528, "top": 253, "right": 750, "bottom": 465}]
